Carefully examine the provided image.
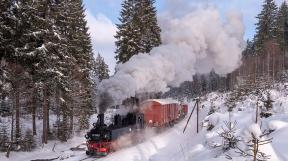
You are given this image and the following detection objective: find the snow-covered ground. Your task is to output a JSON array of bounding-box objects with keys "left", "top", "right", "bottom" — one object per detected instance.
[{"left": 1, "top": 83, "right": 288, "bottom": 161}]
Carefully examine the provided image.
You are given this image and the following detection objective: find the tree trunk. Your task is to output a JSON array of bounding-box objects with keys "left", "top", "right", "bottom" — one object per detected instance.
[
  {"left": 47, "top": 99, "right": 50, "bottom": 134},
  {"left": 0, "top": 94, "right": 5, "bottom": 114},
  {"left": 283, "top": 49, "right": 286, "bottom": 71},
  {"left": 262, "top": 56, "right": 265, "bottom": 77},
  {"left": 10, "top": 107, "right": 14, "bottom": 142},
  {"left": 272, "top": 52, "right": 275, "bottom": 81},
  {"left": 55, "top": 87, "right": 60, "bottom": 137},
  {"left": 32, "top": 87, "right": 37, "bottom": 135},
  {"left": 63, "top": 113, "right": 68, "bottom": 141},
  {"left": 55, "top": 88, "right": 60, "bottom": 120},
  {"left": 42, "top": 85, "right": 48, "bottom": 144},
  {"left": 69, "top": 105, "right": 73, "bottom": 133},
  {"left": 254, "top": 56, "right": 258, "bottom": 84},
  {"left": 280, "top": 51, "right": 283, "bottom": 74},
  {"left": 267, "top": 52, "right": 270, "bottom": 79},
  {"left": 15, "top": 89, "right": 20, "bottom": 140}
]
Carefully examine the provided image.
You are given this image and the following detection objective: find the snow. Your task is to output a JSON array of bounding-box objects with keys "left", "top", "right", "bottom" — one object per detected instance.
[
  {"left": 247, "top": 123, "right": 262, "bottom": 139},
  {"left": 37, "top": 44, "right": 48, "bottom": 52},
  {"left": 0, "top": 135, "right": 87, "bottom": 161},
  {"left": 272, "top": 126, "right": 288, "bottom": 160},
  {"left": 142, "top": 98, "right": 180, "bottom": 105},
  {"left": 268, "top": 120, "right": 288, "bottom": 131},
  {"left": 2, "top": 83, "right": 288, "bottom": 161},
  {"left": 207, "top": 112, "right": 223, "bottom": 127}
]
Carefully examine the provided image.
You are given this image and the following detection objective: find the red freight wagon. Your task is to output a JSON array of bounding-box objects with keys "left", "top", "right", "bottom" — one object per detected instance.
[
  {"left": 182, "top": 104, "right": 188, "bottom": 116},
  {"left": 140, "top": 99, "right": 183, "bottom": 127}
]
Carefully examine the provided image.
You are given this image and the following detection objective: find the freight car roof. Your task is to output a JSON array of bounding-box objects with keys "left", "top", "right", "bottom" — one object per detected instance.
[{"left": 141, "top": 99, "right": 180, "bottom": 105}]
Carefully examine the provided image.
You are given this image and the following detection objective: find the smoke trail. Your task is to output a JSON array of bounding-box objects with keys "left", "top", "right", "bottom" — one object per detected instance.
[{"left": 98, "top": 7, "right": 245, "bottom": 109}]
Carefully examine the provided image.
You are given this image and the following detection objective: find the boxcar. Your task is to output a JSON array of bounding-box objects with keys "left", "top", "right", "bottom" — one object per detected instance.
[
  {"left": 140, "top": 99, "right": 185, "bottom": 127},
  {"left": 182, "top": 104, "right": 188, "bottom": 116}
]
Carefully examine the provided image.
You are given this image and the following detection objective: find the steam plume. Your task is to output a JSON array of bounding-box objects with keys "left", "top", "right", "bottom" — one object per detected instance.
[{"left": 99, "top": 7, "right": 245, "bottom": 108}]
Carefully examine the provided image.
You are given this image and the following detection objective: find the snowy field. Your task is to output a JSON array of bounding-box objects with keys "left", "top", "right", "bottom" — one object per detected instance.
[{"left": 1, "top": 84, "right": 288, "bottom": 161}]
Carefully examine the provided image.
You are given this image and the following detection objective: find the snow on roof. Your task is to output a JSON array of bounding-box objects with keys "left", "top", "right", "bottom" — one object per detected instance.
[{"left": 142, "top": 99, "right": 180, "bottom": 105}]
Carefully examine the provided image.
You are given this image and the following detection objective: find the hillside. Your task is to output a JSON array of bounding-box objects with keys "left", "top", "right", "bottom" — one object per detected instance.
[{"left": 1, "top": 83, "right": 288, "bottom": 161}]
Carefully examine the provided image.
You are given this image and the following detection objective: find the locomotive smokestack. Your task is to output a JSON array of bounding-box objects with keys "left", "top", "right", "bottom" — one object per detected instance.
[{"left": 98, "top": 113, "right": 105, "bottom": 126}]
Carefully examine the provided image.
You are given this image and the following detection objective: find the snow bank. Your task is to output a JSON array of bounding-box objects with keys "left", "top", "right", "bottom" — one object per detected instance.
[{"left": 268, "top": 120, "right": 288, "bottom": 131}]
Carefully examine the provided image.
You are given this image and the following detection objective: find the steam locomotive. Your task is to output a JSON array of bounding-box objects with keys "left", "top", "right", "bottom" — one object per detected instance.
[{"left": 85, "top": 99, "right": 188, "bottom": 156}]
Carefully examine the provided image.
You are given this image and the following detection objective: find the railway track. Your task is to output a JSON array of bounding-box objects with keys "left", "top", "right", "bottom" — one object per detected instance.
[{"left": 79, "top": 156, "right": 100, "bottom": 161}]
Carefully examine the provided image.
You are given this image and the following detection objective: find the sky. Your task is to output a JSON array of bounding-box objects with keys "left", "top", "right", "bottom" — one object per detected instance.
[{"left": 83, "top": 0, "right": 286, "bottom": 74}]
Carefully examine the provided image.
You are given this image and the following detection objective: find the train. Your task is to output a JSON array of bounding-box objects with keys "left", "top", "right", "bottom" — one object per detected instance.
[{"left": 85, "top": 99, "right": 188, "bottom": 156}]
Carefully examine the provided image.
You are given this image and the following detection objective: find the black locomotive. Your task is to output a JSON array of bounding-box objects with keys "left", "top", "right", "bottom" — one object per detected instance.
[{"left": 85, "top": 112, "right": 144, "bottom": 156}]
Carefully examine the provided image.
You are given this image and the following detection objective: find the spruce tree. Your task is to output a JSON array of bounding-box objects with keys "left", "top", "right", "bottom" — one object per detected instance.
[
  {"left": 0, "top": 119, "right": 9, "bottom": 152},
  {"left": 27, "top": 0, "right": 71, "bottom": 144},
  {"left": 54, "top": 0, "right": 94, "bottom": 131},
  {"left": 276, "top": 1, "right": 288, "bottom": 70},
  {"left": 243, "top": 39, "right": 255, "bottom": 57},
  {"left": 22, "top": 129, "right": 36, "bottom": 151},
  {"left": 94, "top": 53, "right": 110, "bottom": 82},
  {"left": 68, "top": 0, "right": 94, "bottom": 130},
  {"left": 276, "top": 1, "right": 288, "bottom": 51},
  {"left": 254, "top": 0, "right": 278, "bottom": 53},
  {"left": 0, "top": 0, "right": 95, "bottom": 144},
  {"left": 137, "top": 0, "right": 161, "bottom": 53},
  {"left": 115, "top": 0, "right": 140, "bottom": 63},
  {"left": 115, "top": 0, "right": 161, "bottom": 63},
  {"left": 0, "top": 0, "right": 15, "bottom": 61},
  {"left": 0, "top": 0, "right": 45, "bottom": 142},
  {"left": 0, "top": 0, "right": 10, "bottom": 60}
]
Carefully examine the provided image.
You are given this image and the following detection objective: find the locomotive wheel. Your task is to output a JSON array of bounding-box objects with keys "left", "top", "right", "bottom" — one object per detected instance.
[{"left": 86, "top": 150, "right": 91, "bottom": 155}]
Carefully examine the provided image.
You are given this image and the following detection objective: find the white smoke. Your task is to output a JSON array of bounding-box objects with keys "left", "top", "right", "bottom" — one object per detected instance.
[{"left": 99, "top": 7, "right": 245, "bottom": 105}]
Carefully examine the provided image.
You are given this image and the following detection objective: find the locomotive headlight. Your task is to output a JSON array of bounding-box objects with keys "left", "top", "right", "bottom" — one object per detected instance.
[{"left": 99, "top": 147, "right": 107, "bottom": 152}]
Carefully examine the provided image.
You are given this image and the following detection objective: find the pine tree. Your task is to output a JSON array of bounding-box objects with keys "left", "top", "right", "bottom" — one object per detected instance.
[
  {"left": 243, "top": 39, "right": 255, "bottom": 57},
  {"left": 260, "top": 92, "right": 274, "bottom": 118},
  {"left": 254, "top": 0, "right": 278, "bottom": 54},
  {"left": 219, "top": 121, "right": 240, "bottom": 151},
  {"left": 115, "top": 0, "right": 140, "bottom": 63},
  {"left": 0, "top": 119, "right": 9, "bottom": 152},
  {"left": 0, "top": 0, "right": 41, "bottom": 143},
  {"left": 53, "top": 0, "right": 94, "bottom": 132},
  {"left": 0, "top": 0, "right": 95, "bottom": 145},
  {"left": 0, "top": 0, "right": 15, "bottom": 61},
  {"left": 22, "top": 129, "right": 36, "bottom": 151},
  {"left": 31, "top": 0, "right": 66, "bottom": 144},
  {"left": 276, "top": 1, "right": 288, "bottom": 70},
  {"left": 67, "top": 0, "right": 94, "bottom": 131},
  {"left": 136, "top": 0, "right": 161, "bottom": 53},
  {"left": 276, "top": 2, "right": 288, "bottom": 51},
  {"left": 94, "top": 53, "right": 110, "bottom": 81},
  {"left": 0, "top": 0, "right": 10, "bottom": 60},
  {"left": 115, "top": 0, "right": 161, "bottom": 63}
]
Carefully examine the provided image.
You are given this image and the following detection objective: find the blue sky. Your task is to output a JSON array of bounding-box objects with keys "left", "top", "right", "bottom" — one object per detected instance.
[
  {"left": 83, "top": 0, "right": 166, "bottom": 23},
  {"left": 83, "top": 0, "right": 286, "bottom": 73}
]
